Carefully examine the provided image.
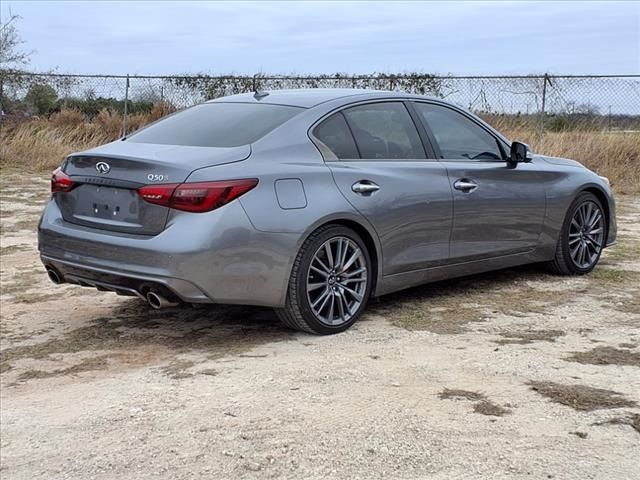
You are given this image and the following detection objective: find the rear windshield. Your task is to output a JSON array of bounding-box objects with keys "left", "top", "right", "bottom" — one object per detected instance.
[{"left": 126, "top": 102, "right": 303, "bottom": 147}]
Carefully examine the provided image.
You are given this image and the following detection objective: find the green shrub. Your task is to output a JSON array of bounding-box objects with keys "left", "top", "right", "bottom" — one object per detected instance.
[
  {"left": 24, "top": 84, "right": 58, "bottom": 115},
  {"left": 55, "top": 97, "right": 154, "bottom": 118}
]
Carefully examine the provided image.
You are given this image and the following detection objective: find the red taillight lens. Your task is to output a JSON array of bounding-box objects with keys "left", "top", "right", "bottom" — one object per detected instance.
[
  {"left": 137, "top": 184, "right": 179, "bottom": 207},
  {"left": 138, "top": 179, "right": 258, "bottom": 213},
  {"left": 51, "top": 167, "right": 75, "bottom": 193}
]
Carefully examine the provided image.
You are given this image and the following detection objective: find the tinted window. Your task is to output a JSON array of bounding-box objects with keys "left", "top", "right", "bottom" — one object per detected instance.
[
  {"left": 313, "top": 113, "right": 359, "bottom": 159},
  {"left": 127, "top": 102, "right": 303, "bottom": 147},
  {"left": 415, "top": 103, "right": 503, "bottom": 161},
  {"left": 342, "top": 103, "right": 426, "bottom": 159}
]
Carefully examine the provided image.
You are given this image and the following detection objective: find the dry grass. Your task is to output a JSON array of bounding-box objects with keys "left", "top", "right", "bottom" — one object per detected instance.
[
  {"left": 0, "top": 117, "right": 114, "bottom": 171},
  {"left": 473, "top": 400, "right": 511, "bottom": 417},
  {"left": 565, "top": 346, "right": 640, "bottom": 367},
  {"left": 527, "top": 381, "right": 637, "bottom": 411},
  {"left": 0, "top": 104, "right": 173, "bottom": 172},
  {"left": 50, "top": 108, "right": 86, "bottom": 128},
  {"left": 438, "top": 388, "right": 510, "bottom": 416},
  {"left": 439, "top": 388, "right": 486, "bottom": 401},
  {"left": 1, "top": 111, "right": 638, "bottom": 193},
  {"left": 497, "top": 122, "right": 640, "bottom": 194},
  {"left": 593, "top": 413, "right": 640, "bottom": 435},
  {"left": 494, "top": 329, "right": 566, "bottom": 345}
]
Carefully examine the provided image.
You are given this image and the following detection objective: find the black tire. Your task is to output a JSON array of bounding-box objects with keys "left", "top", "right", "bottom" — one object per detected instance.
[
  {"left": 547, "top": 192, "right": 606, "bottom": 275},
  {"left": 275, "top": 224, "right": 373, "bottom": 335}
]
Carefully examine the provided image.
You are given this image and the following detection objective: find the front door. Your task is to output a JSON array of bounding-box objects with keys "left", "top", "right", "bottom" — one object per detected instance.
[
  {"left": 412, "top": 101, "right": 546, "bottom": 261},
  {"left": 442, "top": 161, "right": 548, "bottom": 260}
]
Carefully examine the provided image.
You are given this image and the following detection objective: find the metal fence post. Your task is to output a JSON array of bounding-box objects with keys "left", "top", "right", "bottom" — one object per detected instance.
[
  {"left": 539, "top": 73, "right": 551, "bottom": 140},
  {"left": 122, "top": 74, "right": 130, "bottom": 137}
]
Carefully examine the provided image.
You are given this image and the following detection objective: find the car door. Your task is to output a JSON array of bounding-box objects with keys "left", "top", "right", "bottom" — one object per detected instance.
[
  {"left": 412, "top": 101, "right": 547, "bottom": 262},
  {"left": 313, "top": 101, "right": 453, "bottom": 276}
]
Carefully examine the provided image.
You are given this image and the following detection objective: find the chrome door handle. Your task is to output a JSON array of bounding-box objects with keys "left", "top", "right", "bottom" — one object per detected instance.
[
  {"left": 352, "top": 181, "right": 380, "bottom": 195},
  {"left": 453, "top": 179, "right": 478, "bottom": 192}
]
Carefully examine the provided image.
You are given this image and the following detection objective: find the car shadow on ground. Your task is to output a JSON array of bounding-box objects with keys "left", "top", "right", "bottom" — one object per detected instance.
[
  {"left": 98, "top": 262, "right": 558, "bottom": 342},
  {"left": 0, "top": 263, "right": 567, "bottom": 380},
  {"left": 79, "top": 262, "right": 559, "bottom": 348}
]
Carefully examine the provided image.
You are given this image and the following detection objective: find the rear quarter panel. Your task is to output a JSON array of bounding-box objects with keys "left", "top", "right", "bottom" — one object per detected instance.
[{"left": 186, "top": 131, "right": 385, "bottom": 297}]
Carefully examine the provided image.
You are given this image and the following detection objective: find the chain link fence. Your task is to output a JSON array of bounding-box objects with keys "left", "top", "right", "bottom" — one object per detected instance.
[{"left": 1, "top": 71, "right": 639, "bottom": 134}]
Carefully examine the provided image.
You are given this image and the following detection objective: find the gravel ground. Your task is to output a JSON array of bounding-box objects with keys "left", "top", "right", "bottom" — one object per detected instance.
[{"left": 1, "top": 175, "right": 639, "bottom": 479}]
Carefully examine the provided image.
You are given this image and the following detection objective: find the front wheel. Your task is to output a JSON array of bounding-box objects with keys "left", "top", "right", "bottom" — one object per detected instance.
[
  {"left": 276, "top": 225, "right": 372, "bottom": 335},
  {"left": 547, "top": 192, "right": 606, "bottom": 275}
]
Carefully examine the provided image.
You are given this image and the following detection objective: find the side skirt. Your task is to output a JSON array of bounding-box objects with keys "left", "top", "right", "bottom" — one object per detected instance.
[{"left": 374, "top": 248, "right": 553, "bottom": 297}]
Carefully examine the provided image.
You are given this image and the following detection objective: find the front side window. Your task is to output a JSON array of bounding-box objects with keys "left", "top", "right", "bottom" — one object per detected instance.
[
  {"left": 313, "top": 113, "right": 359, "bottom": 159},
  {"left": 127, "top": 102, "right": 303, "bottom": 148},
  {"left": 414, "top": 103, "right": 503, "bottom": 161},
  {"left": 342, "top": 102, "right": 426, "bottom": 159}
]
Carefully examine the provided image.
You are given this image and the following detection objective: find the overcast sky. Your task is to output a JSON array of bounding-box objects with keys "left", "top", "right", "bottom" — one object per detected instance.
[{"left": 2, "top": 1, "right": 639, "bottom": 75}]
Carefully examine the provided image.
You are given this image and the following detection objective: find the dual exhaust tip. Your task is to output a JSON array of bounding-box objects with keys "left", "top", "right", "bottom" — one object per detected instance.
[
  {"left": 145, "top": 290, "right": 179, "bottom": 309},
  {"left": 46, "top": 267, "right": 63, "bottom": 285},
  {"left": 45, "top": 266, "right": 178, "bottom": 309}
]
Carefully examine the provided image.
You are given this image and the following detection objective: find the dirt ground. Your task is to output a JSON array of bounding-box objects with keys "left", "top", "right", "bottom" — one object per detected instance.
[{"left": 1, "top": 174, "right": 639, "bottom": 479}]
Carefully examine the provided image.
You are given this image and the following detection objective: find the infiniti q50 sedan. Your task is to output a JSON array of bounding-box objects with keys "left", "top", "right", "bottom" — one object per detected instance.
[{"left": 39, "top": 89, "right": 616, "bottom": 334}]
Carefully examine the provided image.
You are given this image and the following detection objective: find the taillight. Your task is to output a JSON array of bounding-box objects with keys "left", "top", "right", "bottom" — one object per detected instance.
[
  {"left": 138, "top": 179, "right": 258, "bottom": 213},
  {"left": 137, "top": 184, "right": 179, "bottom": 206},
  {"left": 51, "top": 167, "right": 75, "bottom": 193}
]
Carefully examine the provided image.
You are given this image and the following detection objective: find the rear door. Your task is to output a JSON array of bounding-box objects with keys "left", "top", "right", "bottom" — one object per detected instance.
[
  {"left": 315, "top": 101, "right": 453, "bottom": 276},
  {"left": 412, "top": 101, "right": 547, "bottom": 261}
]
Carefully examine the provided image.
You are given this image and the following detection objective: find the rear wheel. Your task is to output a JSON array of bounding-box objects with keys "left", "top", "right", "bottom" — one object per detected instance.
[
  {"left": 276, "top": 225, "right": 372, "bottom": 334},
  {"left": 548, "top": 192, "right": 606, "bottom": 275}
]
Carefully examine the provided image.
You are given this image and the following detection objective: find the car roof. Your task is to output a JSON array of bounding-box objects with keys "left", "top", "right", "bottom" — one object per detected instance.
[{"left": 207, "top": 88, "right": 439, "bottom": 108}]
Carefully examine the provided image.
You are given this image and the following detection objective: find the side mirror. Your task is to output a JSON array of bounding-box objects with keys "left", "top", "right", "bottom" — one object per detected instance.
[{"left": 510, "top": 141, "right": 531, "bottom": 164}]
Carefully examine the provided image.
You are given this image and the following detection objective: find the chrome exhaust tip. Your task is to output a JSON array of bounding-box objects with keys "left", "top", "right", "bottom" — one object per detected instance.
[
  {"left": 46, "top": 267, "right": 63, "bottom": 285},
  {"left": 146, "top": 291, "right": 179, "bottom": 309}
]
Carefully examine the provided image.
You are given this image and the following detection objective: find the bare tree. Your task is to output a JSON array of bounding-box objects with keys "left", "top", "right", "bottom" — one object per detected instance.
[{"left": 0, "top": 12, "right": 32, "bottom": 68}]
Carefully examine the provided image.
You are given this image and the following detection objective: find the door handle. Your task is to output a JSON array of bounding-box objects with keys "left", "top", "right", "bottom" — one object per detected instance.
[
  {"left": 352, "top": 181, "right": 380, "bottom": 195},
  {"left": 453, "top": 179, "right": 478, "bottom": 192}
]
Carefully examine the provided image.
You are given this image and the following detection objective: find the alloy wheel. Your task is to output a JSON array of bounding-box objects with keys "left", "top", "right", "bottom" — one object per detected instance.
[
  {"left": 569, "top": 200, "right": 605, "bottom": 269},
  {"left": 306, "top": 236, "right": 368, "bottom": 326}
]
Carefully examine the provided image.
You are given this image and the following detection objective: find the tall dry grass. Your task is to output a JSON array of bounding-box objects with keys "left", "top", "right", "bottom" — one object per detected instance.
[
  {"left": 0, "top": 104, "right": 173, "bottom": 174},
  {"left": 1, "top": 108, "right": 638, "bottom": 194},
  {"left": 1, "top": 118, "right": 114, "bottom": 172},
  {"left": 497, "top": 122, "right": 640, "bottom": 194}
]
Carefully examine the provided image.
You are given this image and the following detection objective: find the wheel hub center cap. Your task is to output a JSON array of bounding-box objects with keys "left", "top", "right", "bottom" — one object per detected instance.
[{"left": 328, "top": 276, "right": 336, "bottom": 285}]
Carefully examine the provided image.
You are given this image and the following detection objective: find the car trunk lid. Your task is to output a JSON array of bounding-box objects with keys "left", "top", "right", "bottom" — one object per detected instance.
[{"left": 57, "top": 141, "right": 251, "bottom": 235}]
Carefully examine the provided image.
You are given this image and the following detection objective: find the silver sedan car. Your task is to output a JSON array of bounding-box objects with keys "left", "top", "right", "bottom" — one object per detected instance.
[{"left": 39, "top": 89, "right": 616, "bottom": 334}]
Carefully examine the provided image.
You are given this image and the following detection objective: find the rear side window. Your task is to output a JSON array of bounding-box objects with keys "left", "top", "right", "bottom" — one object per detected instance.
[
  {"left": 127, "top": 102, "right": 303, "bottom": 147},
  {"left": 414, "top": 103, "right": 503, "bottom": 161},
  {"left": 342, "top": 102, "right": 426, "bottom": 159},
  {"left": 313, "top": 113, "right": 359, "bottom": 159}
]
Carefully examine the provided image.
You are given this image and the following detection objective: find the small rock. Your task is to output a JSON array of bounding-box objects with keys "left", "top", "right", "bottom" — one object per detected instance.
[{"left": 244, "top": 462, "right": 261, "bottom": 472}]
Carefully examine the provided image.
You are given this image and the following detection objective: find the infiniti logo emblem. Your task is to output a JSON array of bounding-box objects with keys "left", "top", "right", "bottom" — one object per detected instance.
[{"left": 95, "top": 161, "right": 111, "bottom": 174}]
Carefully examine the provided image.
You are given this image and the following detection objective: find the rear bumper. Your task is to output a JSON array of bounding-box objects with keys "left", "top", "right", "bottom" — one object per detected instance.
[
  {"left": 41, "top": 254, "right": 208, "bottom": 302},
  {"left": 38, "top": 199, "right": 300, "bottom": 307}
]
